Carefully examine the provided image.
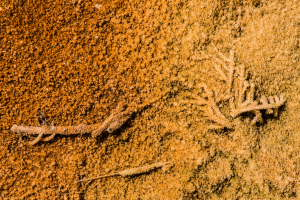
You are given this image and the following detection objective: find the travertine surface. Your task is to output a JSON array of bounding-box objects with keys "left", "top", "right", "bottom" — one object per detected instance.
[{"left": 1, "top": 0, "right": 300, "bottom": 199}]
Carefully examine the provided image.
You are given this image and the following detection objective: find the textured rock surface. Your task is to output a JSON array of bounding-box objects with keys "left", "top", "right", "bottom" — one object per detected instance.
[{"left": 1, "top": 0, "right": 299, "bottom": 199}]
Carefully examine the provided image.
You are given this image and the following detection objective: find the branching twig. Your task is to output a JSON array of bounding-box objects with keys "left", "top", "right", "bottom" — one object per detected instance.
[
  {"left": 187, "top": 48, "right": 286, "bottom": 129},
  {"left": 11, "top": 93, "right": 167, "bottom": 145}
]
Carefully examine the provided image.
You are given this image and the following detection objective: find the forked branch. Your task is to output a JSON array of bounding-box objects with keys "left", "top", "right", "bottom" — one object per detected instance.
[
  {"left": 188, "top": 48, "right": 286, "bottom": 129},
  {"left": 11, "top": 93, "right": 166, "bottom": 145}
]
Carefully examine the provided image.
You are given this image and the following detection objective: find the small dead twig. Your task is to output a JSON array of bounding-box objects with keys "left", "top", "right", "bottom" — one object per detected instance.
[
  {"left": 75, "top": 162, "right": 170, "bottom": 183},
  {"left": 184, "top": 49, "right": 286, "bottom": 129},
  {"left": 10, "top": 92, "right": 168, "bottom": 145},
  {"left": 27, "top": 109, "right": 55, "bottom": 145}
]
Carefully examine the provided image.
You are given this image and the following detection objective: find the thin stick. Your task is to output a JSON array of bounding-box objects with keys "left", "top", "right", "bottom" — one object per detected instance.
[
  {"left": 76, "top": 162, "right": 170, "bottom": 183},
  {"left": 76, "top": 173, "right": 119, "bottom": 183},
  {"left": 232, "top": 95, "right": 286, "bottom": 117},
  {"left": 11, "top": 92, "right": 169, "bottom": 145},
  {"left": 11, "top": 124, "right": 97, "bottom": 136}
]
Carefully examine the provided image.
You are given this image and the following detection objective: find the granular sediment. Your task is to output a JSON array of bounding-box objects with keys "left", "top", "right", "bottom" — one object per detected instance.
[{"left": 1, "top": 0, "right": 300, "bottom": 199}]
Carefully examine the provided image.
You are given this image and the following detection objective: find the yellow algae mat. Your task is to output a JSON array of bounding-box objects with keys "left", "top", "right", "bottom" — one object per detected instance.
[{"left": 1, "top": 0, "right": 300, "bottom": 199}]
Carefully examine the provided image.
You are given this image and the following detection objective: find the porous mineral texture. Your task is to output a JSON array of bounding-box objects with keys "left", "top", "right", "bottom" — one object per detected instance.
[{"left": 1, "top": 0, "right": 299, "bottom": 199}]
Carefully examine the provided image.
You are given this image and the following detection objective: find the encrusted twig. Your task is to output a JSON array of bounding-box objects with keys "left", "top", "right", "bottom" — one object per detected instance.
[
  {"left": 213, "top": 48, "right": 235, "bottom": 102},
  {"left": 11, "top": 93, "right": 166, "bottom": 145},
  {"left": 179, "top": 84, "right": 233, "bottom": 129},
  {"left": 28, "top": 109, "right": 55, "bottom": 145},
  {"left": 188, "top": 48, "right": 286, "bottom": 129},
  {"left": 197, "top": 83, "right": 232, "bottom": 128},
  {"left": 227, "top": 61, "right": 286, "bottom": 125},
  {"left": 75, "top": 161, "right": 170, "bottom": 183},
  {"left": 91, "top": 95, "right": 162, "bottom": 137}
]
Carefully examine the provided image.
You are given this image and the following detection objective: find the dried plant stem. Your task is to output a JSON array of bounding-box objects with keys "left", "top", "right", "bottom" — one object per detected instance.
[
  {"left": 11, "top": 124, "right": 98, "bottom": 136},
  {"left": 188, "top": 48, "right": 286, "bottom": 129},
  {"left": 231, "top": 95, "right": 286, "bottom": 117},
  {"left": 76, "top": 162, "right": 170, "bottom": 183},
  {"left": 11, "top": 92, "right": 168, "bottom": 145},
  {"left": 197, "top": 83, "right": 232, "bottom": 128},
  {"left": 91, "top": 94, "right": 163, "bottom": 137}
]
